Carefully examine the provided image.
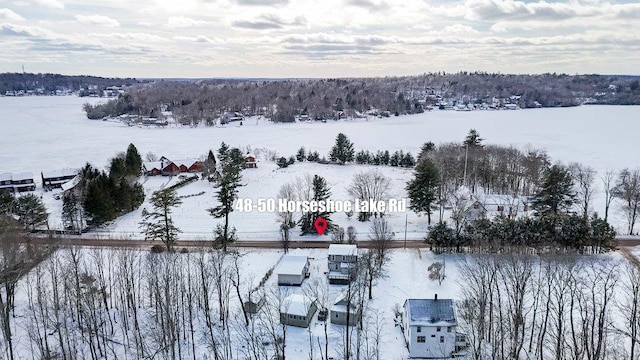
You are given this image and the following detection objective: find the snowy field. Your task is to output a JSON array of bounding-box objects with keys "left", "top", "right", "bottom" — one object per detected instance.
[{"left": 2, "top": 96, "right": 640, "bottom": 236}]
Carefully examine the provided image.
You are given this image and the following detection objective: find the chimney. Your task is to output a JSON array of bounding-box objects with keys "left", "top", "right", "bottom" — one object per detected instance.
[{"left": 434, "top": 294, "right": 438, "bottom": 301}]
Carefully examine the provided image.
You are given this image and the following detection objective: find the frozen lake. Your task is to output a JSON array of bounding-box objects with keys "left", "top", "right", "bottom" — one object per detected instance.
[{"left": 2, "top": 95, "right": 639, "bottom": 233}]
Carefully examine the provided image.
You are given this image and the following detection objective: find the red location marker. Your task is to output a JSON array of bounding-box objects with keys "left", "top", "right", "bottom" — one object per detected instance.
[{"left": 314, "top": 217, "right": 328, "bottom": 235}]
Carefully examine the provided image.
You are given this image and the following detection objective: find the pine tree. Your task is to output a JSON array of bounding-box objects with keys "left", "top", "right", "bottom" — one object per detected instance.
[
  {"left": 208, "top": 143, "right": 244, "bottom": 251},
  {"left": 14, "top": 194, "right": 48, "bottom": 230},
  {"left": 464, "top": 129, "right": 484, "bottom": 147},
  {"left": 329, "top": 133, "right": 355, "bottom": 164},
  {"left": 532, "top": 164, "right": 576, "bottom": 218},
  {"left": 417, "top": 141, "right": 435, "bottom": 161},
  {"left": 299, "top": 174, "right": 335, "bottom": 235},
  {"left": 406, "top": 158, "right": 440, "bottom": 224},
  {"left": 140, "top": 188, "right": 182, "bottom": 252},
  {"left": 109, "top": 157, "right": 126, "bottom": 181},
  {"left": 124, "top": 143, "right": 143, "bottom": 176},
  {"left": 296, "top": 147, "right": 306, "bottom": 162}
]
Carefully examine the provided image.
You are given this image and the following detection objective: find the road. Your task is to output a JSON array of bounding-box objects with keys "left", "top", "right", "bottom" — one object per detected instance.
[{"left": 17, "top": 235, "right": 640, "bottom": 249}]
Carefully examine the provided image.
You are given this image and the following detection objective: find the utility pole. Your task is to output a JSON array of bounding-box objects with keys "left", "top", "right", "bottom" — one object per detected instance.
[{"left": 404, "top": 212, "right": 408, "bottom": 248}]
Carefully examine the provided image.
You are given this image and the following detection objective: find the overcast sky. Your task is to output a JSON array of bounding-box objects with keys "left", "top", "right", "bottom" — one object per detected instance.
[{"left": 1, "top": 0, "right": 639, "bottom": 78}]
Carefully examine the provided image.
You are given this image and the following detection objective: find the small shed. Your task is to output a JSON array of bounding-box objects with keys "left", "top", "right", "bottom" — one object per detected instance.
[
  {"left": 280, "top": 294, "right": 317, "bottom": 328},
  {"left": 277, "top": 255, "right": 310, "bottom": 286}
]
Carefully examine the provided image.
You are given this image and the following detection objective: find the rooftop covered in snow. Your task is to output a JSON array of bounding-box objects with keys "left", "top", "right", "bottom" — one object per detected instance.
[
  {"left": 328, "top": 244, "right": 357, "bottom": 257},
  {"left": 277, "top": 255, "right": 308, "bottom": 276},
  {"left": 404, "top": 298, "right": 457, "bottom": 326}
]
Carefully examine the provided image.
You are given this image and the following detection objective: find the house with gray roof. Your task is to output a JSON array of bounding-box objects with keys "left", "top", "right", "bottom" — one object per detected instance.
[{"left": 402, "top": 295, "right": 465, "bottom": 358}]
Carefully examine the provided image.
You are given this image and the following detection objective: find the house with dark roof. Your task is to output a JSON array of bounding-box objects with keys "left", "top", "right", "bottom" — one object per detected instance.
[
  {"left": 41, "top": 168, "right": 77, "bottom": 189},
  {"left": 402, "top": 296, "right": 465, "bottom": 358}
]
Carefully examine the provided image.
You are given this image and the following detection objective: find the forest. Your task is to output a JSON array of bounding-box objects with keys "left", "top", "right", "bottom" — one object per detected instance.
[{"left": 80, "top": 72, "right": 640, "bottom": 124}]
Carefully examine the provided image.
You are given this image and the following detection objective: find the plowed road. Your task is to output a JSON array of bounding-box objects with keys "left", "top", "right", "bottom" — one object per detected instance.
[{"left": 15, "top": 236, "right": 640, "bottom": 249}]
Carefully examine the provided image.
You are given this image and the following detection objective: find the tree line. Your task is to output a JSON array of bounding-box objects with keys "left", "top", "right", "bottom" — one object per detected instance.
[
  {"left": 0, "top": 72, "right": 138, "bottom": 95},
  {"left": 81, "top": 72, "right": 640, "bottom": 124}
]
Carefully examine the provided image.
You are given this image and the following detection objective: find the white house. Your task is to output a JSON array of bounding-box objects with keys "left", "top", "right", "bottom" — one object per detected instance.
[
  {"left": 402, "top": 296, "right": 462, "bottom": 359},
  {"left": 277, "top": 255, "right": 310, "bottom": 286},
  {"left": 280, "top": 294, "right": 317, "bottom": 328},
  {"left": 327, "top": 244, "right": 358, "bottom": 284}
]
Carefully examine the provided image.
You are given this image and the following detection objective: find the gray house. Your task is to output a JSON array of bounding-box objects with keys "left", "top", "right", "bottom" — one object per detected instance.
[
  {"left": 330, "top": 293, "right": 361, "bottom": 326},
  {"left": 327, "top": 244, "right": 358, "bottom": 284},
  {"left": 280, "top": 294, "right": 318, "bottom": 328}
]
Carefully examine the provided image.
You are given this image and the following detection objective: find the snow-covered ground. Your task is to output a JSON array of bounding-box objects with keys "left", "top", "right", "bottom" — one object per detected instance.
[{"left": 3, "top": 96, "right": 640, "bottom": 236}]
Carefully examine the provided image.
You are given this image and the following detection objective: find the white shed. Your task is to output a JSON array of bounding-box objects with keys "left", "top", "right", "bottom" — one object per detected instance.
[{"left": 277, "top": 255, "right": 310, "bottom": 286}]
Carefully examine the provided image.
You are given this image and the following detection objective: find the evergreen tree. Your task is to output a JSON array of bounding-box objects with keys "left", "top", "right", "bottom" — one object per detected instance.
[
  {"left": 83, "top": 173, "right": 117, "bottom": 225},
  {"left": 109, "top": 157, "right": 126, "bottom": 181},
  {"left": 217, "top": 142, "right": 230, "bottom": 162},
  {"left": 208, "top": 143, "right": 244, "bottom": 251},
  {"left": 299, "top": 174, "right": 335, "bottom": 235},
  {"left": 296, "top": 147, "right": 306, "bottom": 162},
  {"left": 464, "top": 129, "right": 484, "bottom": 147},
  {"left": 14, "top": 194, "right": 48, "bottom": 230},
  {"left": 140, "top": 188, "right": 182, "bottom": 252},
  {"left": 0, "top": 192, "right": 15, "bottom": 216},
  {"left": 406, "top": 158, "right": 440, "bottom": 224},
  {"left": 417, "top": 141, "right": 435, "bottom": 161},
  {"left": 124, "top": 143, "right": 143, "bottom": 176},
  {"left": 329, "top": 133, "right": 355, "bottom": 164},
  {"left": 276, "top": 157, "right": 289, "bottom": 168},
  {"left": 381, "top": 150, "right": 390, "bottom": 165},
  {"left": 307, "top": 151, "right": 320, "bottom": 162},
  {"left": 532, "top": 164, "right": 576, "bottom": 218}
]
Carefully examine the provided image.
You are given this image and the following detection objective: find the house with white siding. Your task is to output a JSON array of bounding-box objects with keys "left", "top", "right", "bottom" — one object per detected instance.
[{"left": 402, "top": 296, "right": 466, "bottom": 358}]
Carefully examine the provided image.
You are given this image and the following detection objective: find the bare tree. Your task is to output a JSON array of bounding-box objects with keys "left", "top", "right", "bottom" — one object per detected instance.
[
  {"left": 616, "top": 261, "right": 640, "bottom": 360},
  {"left": 347, "top": 169, "right": 391, "bottom": 221},
  {"left": 277, "top": 183, "right": 297, "bottom": 253},
  {"left": 615, "top": 168, "right": 640, "bottom": 235},
  {"left": 569, "top": 162, "right": 597, "bottom": 218},
  {"left": 601, "top": 170, "right": 617, "bottom": 224}
]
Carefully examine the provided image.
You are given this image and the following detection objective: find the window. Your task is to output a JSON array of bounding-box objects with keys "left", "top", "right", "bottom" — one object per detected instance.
[
  {"left": 497, "top": 205, "right": 505, "bottom": 212},
  {"left": 437, "top": 326, "right": 441, "bottom": 332},
  {"left": 417, "top": 326, "right": 422, "bottom": 333},
  {"left": 431, "top": 335, "right": 436, "bottom": 338},
  {"left": 447, "top": 326, "right": 452, "bottom": 333},
  {"left": 440, "top": 336, "right": 444, "bottom": 343},
  {"left": 417, "top": 336, "right": 425, "bottom": 343}
]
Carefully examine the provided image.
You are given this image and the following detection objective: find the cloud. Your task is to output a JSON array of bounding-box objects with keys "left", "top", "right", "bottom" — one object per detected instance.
[
  {"left": 346, "top": 0, "right": 389, "bottom": 12},
  {"left": 0, "top": 8, "right": 25, "bottom": 21},
  {"left": 465, "top": 0, "right": 599, "bottom": 22},
  {"left": 14, "top": 0, "right": 64, "bottom": 9},
  {"left": 232, "top": 14, "right": 306, "bottom": 30},
  {"left": 74, "top": 14, "right": 120, "bottom": 27},
  {"left": 167, "top": 16, "right": 207, "bottom": 28},
  {"left": 0, "top": 23, "right": 53, "bottom": 37},
  {"left": 235, "top": 0, "right": 289, "bottom": 6}
]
